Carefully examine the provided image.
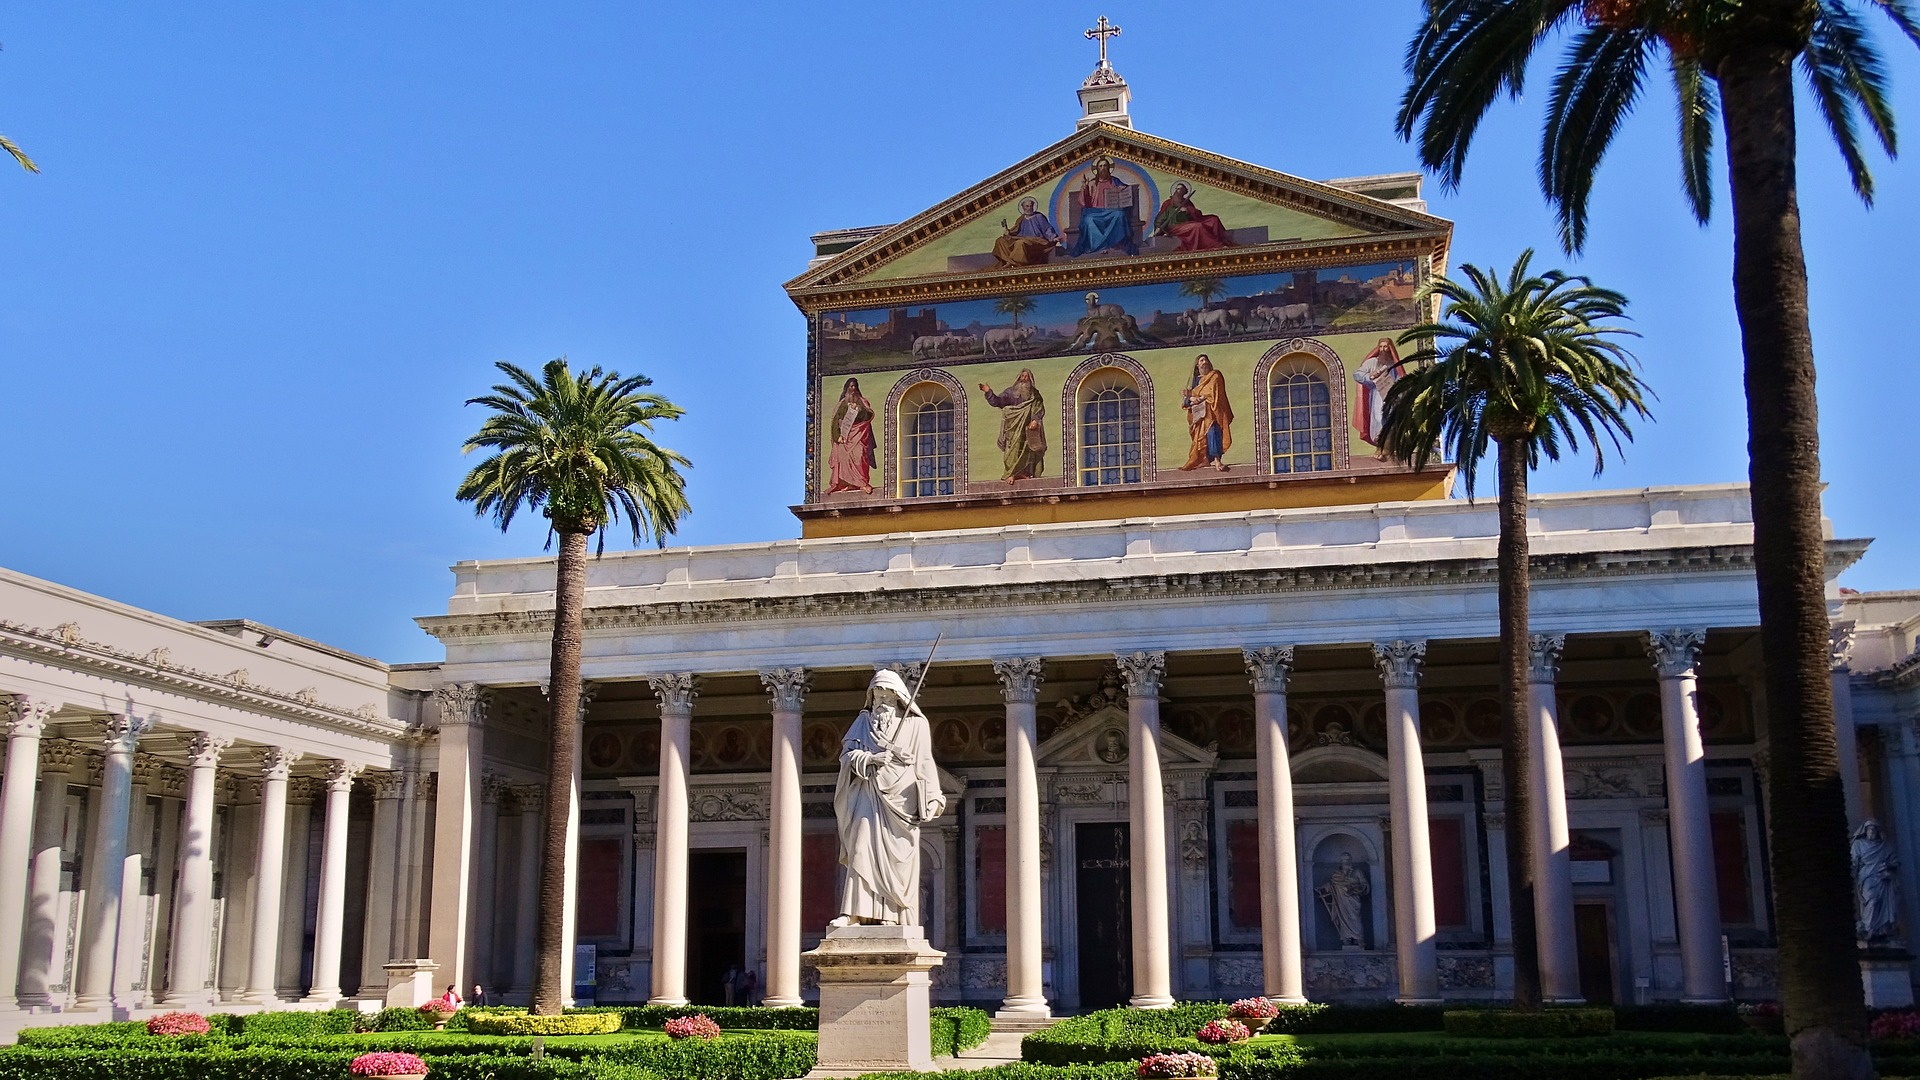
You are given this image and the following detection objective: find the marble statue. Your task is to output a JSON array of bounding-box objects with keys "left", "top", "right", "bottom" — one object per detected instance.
[
  {"left": 830, "top": 669, "right": 946, "bottom": 927},
  {"left": 1854, "top": 819, "right": 1900, "bottom": 945},
  {"left": 1317, "top": 851, "right": 1369, "bottom": 947}
]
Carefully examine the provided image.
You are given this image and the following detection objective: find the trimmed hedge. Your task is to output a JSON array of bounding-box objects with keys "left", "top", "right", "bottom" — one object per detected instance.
[
  {"left": 571, "top": 1005, "right": 819, "bottom": 1031},
  {"left": 229, "top": 1010, "right": 360, "bottom": 1039},
  {"left": 931, "top": 1007, "right": 992, "bottom": 1057},
  {"left": 1442, "top": 1008, "right": 1616, "bottom": 1039},
  {"left": 864, "top": 1064, "right": 1138, "bottom": 1080},
  {"left": 1614, "top": 1005, "right": 1748, "bottom": 1035},
  {"left": 0, "top": 1048, "right": 663, "bottom": 1080},
  {"left": 466, "top": 1012, "right": 624, "bottom": 1036}
]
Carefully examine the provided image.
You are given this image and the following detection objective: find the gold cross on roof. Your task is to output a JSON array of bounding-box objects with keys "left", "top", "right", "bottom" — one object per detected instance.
[{"left": 1084, "top": 15, "right": 1121, "bottom": 66}]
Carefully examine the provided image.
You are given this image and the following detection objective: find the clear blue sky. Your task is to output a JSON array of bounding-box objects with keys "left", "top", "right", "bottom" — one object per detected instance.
[{"left": 2, "top": 3, "right": 1915, "bottom": 663}]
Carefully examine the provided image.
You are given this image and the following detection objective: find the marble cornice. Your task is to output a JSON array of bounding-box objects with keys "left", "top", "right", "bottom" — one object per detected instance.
[
  {"left": 422, "top": 540, "right": 1856, "bottom": 643},
  {"left": 1873, "top": 649, "right": 1920, "bottom": 690},
  {"left": 0, "top": 619, "right": 410, "bottom": 740}
]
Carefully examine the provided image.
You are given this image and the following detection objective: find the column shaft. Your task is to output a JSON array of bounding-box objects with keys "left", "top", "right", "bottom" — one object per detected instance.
[
  {"left": 162, "top": 736, "right": 226, "bottom": 1006},
  {"left": 1245, "top": 648, "right": 1304, "bottom": 1003},
  {"left": 1526, "top": 635, "right": 1580, "bottom": 1002},
  {"left": 357, "top": 775, "right": 403, "bottom": 995},
  {"left": 469, "top": 777, "right": 502, "bottom": 995},
  {"left": 243, "top": 749, "right": 298, "bottom": 1002},
  {"left": 760, "top": 669, "right": 807, "bottom": 1009},
  {"left": 1376, "top": 641, "right": 1438, "bottom": 1003},
  {"left": 510, "top": 789, "right": 542, "bottom": 999},
  {"left": 1648, "top": 630, "right": 1725, "bottom": 1003},
  {"left": 73, "top": 715, "right": 148, "bottom": 1009},
  {"left": 429, "top": 684, "right": 486, "bottom": 991},
  {"left": 1118, "top": 652, "right": 1172, "bottom": 1009},
  {"left": 649, "top": 674, "right": 696, "bottom": 1006},
  {"left": 307, "top": 763, "right": 358, "bottom": 1001},
  {"left": 1832, "top": 626, "right": 1863, "bottom": 826},
  {"left": 0, "top": 697, "right": 52, "bottom": 1004},
  {"left": 994, "top": 659, "right": 1048, "bottom": 1017},
  {"left": 19, "top": 745, "right": 79, "bottom": 1005}
]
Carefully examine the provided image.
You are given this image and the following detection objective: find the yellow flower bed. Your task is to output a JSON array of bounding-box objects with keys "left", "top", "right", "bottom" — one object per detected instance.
[{"left": 464, "top": 1011, "right": 624, "bottom": 1036}]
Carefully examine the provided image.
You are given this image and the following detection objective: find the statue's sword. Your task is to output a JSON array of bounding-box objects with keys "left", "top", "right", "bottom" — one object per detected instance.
[{"left": 902, "top": 631, "right": 943, "bottom": 716}]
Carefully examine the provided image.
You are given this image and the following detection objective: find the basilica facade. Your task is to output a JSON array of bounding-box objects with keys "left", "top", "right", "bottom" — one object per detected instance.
[{"left": 2, "top": 62, "right": 1920, "bottom": 1033}]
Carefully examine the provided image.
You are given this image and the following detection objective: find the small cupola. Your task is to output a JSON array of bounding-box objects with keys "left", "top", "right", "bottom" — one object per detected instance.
[{"left": 1076, "top": 16, "right": 1132, "bottom": 129}]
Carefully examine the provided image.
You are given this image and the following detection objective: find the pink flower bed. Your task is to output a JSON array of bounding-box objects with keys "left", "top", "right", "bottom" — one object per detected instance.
[
  {"left": 1195, "top": 1018, "right": 1250, "bottom": 1045},
  {"left": 1873, "top": 1010, "right": 1920, "bottom": 1041},
  {"left": 350, "top": 1051, "right": 430, "bottom": 1077},
  {"left": 1228, "top": 997, "right": 1279, "bottom": 1020},
  {"left": 1138, "top": 1051, "right": 1218, "bottom": 1078},
  {"left": 418, "top": 1000, "right": 456, "bottom": 1016},
  {"left": 665, "top": 1014, "right": 722, "bottom": 1040},
  {"left": 145, "top": 1011, "right": 211, "bottom": 1036}
]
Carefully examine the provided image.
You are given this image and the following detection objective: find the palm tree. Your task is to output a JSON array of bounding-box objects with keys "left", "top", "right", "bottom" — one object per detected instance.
[
  {"left": 2, "top": 134, "right": 35, "bottom": 173},
  {"left": 1395, "top": 5, "right": 1914, "bottom": 1071},
  {"left": 457, "top": 357, "right": 691, "bottom": 1014},
  {"left": 1378, "top": 251, "right": 1649, "bottom": 1013},
  {"left": 1178, "top": 277, "right": 1227, "bottom": 307},
  {"left": 995, "top": 294, "right": 1036, "bottom": 328}
]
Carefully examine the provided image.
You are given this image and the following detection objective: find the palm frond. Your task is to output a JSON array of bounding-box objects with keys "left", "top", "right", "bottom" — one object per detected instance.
[
  {"left": 1541, "top": 25, "right": 1656, "bottom": 252},
  {"left": 1671, "top": 53, "right": 1718, "bottom": 223},
  {"left": 1804, "top": 1, "right": 1898, "bottom": 204},
  {"left": 1863, "top": 0, "right": 1920, "bottom": 49},
  {"left": 1, "top": 133, "right": 38, "bottom": 174}
]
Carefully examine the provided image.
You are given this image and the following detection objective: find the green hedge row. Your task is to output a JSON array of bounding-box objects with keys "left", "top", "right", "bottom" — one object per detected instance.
[
  {"left": 569, "top": 1005, "right": 820, "bottom": 1030},
  {"left": 0, "top": 1048, "right": 665, "bottom": 1080},
  {"left": 930, "top": 1007, "right": 992, "bottom": 1057},
  {"left": 1441, "top": 1008, "right": 1616, "bottom": 1039}
]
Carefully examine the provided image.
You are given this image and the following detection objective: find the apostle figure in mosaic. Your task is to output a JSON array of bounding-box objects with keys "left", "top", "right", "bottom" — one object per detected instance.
[
  {"left": 826, "top": 377, "right": 876, "bottom": 495},
  {"left": 1317, "top": 852, "right": 1369, "bottom": 947},
  {"left": 830, "top": 669, "right": 946, "bottom": 927},
  {"left": 1853, "top": 819, "right": 1900, "bottom": 945},
  {"left": 1351, "top": 338, "right": 1403, "bottom": 451},
  {"left": 993, "top": 197, "right": 1064, "bottom": 267},
  {"left": 1179, "top": 354, "right": 1233, "bottom": 472},
  {"left": 1153, "top": 182, "right": 1233, "bottom": 252},
  {"left": 1068, "top": 156, "right": 1138, "bottom": 257},
  {"left": 979, "top": 370, "right": 1047, "bottom": 483}
]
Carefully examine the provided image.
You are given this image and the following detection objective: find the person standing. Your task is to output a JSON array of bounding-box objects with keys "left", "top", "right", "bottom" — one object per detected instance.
[
  {"left": 978, "top": 370, "right": 1047, "bottom": 483},
  {"left": 826, "top": 378, "right": 876, "bottom": 494},
  {"left": 723, "top": 963, "right": 740, "bottom": 1006},
  {"left": 1179, "top": 354, "right": 1233, "bottom": 471}
]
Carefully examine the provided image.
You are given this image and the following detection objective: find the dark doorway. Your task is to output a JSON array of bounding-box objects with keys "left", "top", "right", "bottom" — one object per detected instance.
[
  {"left": 1574, "top": 902, "right": 1616, "bottom": 1005},
  {"left": 687, "top": 850, "right": 747, "bottom": 1005},
  {"left": 1075, "top": 822, "right": 1132, "bottom": 1008}
]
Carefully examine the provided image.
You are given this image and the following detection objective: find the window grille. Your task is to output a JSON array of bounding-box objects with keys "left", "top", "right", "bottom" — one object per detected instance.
[
  {"left": 1078, "top": 370, "right": 1142, "bottom": 486},
  {"left": 900, "top": 384, "right": 955, "bottom": 497},
  {"left": 1269, "top": 361, "right": 1333, "bottom": 474}
]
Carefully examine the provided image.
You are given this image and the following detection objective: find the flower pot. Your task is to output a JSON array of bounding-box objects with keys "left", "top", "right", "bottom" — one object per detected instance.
[
  {"left": 431, "top": 1020, "right": 448, "bottom": 1031},
  {"left": 1242, "top": 1017, "right": 1271, "bottom": 1033}
]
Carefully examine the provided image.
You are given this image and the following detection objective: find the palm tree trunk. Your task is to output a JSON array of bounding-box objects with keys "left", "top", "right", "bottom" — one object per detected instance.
[
  {"left": 1718, "top": 44, "right": 1872, "bottom": 1080},
  {"left": 532, "top": 528, "right": 590, "bottom": 1015},
  {"left": 1497, "top": 435, "right": 1542, "bottom": 1011}
]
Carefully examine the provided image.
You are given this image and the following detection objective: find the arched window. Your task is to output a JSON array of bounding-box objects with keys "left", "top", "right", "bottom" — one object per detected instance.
[
  {"left": 1268, "top": 357, "right": 1333, "bottom": 474},
  {"left": 1078, "top": 368, "right": 1143, "bottom": 486},
  {"left": 899, "top": 382, "right": 956, "bottom": 497}
]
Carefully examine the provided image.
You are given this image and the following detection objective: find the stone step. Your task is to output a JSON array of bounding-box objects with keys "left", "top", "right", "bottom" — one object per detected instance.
[{"left": 988, "top": 1015, "right": 1058, "bottom": 1034}]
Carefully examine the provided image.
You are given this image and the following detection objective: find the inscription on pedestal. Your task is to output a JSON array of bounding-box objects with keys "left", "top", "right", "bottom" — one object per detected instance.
[{"left": 804, "top": 925, "right": 946, "bottom": 1076}]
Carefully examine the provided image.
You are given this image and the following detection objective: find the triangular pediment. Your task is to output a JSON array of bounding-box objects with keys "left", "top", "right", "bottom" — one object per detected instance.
[
  {"left": 1037, "top": 704, "right": 1220, "bottom": 769},
  {"left": 786, "top": 123, "right": 1448, "bottom": 302}
]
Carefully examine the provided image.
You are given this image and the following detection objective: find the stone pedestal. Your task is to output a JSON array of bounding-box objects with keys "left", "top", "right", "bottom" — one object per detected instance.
[
  {"left": 1861, "top": 951, "right": 1915, "bottom": 1008},
  {"left": 803, "top": 925, "right": 946, "bottom": 1077},
  {"left": 383, "top": 959, "right": 439, "bottom": 1008}
]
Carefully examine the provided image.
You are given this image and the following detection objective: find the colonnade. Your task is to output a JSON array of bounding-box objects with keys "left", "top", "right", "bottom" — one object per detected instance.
[
  {"left": 0, "top": 694, "right": 367, "bottom": 1011},
  {"left": 420, "top": 626, "right": 1733, "bottom": 1012}
]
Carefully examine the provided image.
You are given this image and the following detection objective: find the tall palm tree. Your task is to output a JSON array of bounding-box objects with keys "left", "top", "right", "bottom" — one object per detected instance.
[
  {"left": 457, "top": 357, "right": 691, "bottom": 1015},
  {"left": 995, "top": 294, "right": 1036, "bottom": 328},
  {"left": 1379, "top": 251, "right": 1649, "bottom": 1012},
  {"left": 1396, "top": 5, "right": 1914, "bottom": 1072},
  {"left": 2, "top": 134, "right": 36, "bottom": 173},
  {"left": 1178, "top": 277, "right": 1227, "bottom": 307}
]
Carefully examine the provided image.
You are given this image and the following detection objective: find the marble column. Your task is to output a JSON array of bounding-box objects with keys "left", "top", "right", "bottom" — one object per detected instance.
[
  {"left": 993, "top": 657, "right": 1050, "bottom": 1018},
  {"left": 469, "top": 773, "right": 505, "bottom": 994},
  {"left": 1525, "top": 634, "right": 1581, "bottom": 1003},
  {"left": 306, "top": 760, "right": 360, "bottom": 1002},
  {"left": 357, "top": 771, "right": 406, "bottom": 995},
  {"left": 160, "top": 734, "right": 228, "bottom": 1007},
  {"left": 276, "top": 778, "right": 319, "bottom": 997},
  {"left": 1116, "top": 651, "right": 1173, "bottom": 1009},
  {"left": 18, "top": 741, "right": 81, "bottom": 1007},
  {"left": 648, "top": 673, "right": 697, "bottom": 1007},
  {"left": 72, "top": 713, "right": 150, "bottom": 1009},
  {"left": 759, "top": 668, "right": 808, "bottom": 1009},
  {"left": 508, "top": 784, "right": 543, "bottom": 1000},
  {"left": 1831, "top": 623, "right": 1864, "bottom": 826},
  {"left": 116, "top": 757, "right": 159, "bottom": 1006},
  {"left": 243, "top": 747, "right": 300, "bottom": 1003},
  {"left": 1243, "top": 647, "right": 1305, "bottom": 1004},
  {"left": 0, "top": 696, "right": 54, "bottom": 1007},
  {"left": 1647, "top": 628, "right": 1725, "bottom": 1002},
  {"left": 429, "top": 683, "right": 487, "bottom": 991},
  {"left": 1374, "top": 640, "right": 1439, "bottom": 1004},
  {"left": 559, "top": 682, "right": 594, "bottom": 1006}
]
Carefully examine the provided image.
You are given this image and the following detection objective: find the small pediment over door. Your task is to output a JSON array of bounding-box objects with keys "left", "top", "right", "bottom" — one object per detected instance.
[{"left": 1036, "top": 704, "right": 1220, "bottom": 769}]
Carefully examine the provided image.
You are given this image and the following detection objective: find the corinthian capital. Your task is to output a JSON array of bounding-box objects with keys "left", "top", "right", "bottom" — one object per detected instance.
[
  {"left": 1527, "top": 634, "right": 1566, "bottom": 685},
  {"left": 100, "top": 713, "right": 153, "bottom": 754},
  {"left": 324, "top": 759, "right": 364, "bottom": 793},
  {"left": 187, "top": 732, "right": 233, "bottom": 769},
  {"left": 435, "top": 683, "right": 489, "bottom": 728},
  {"left": 1115, "top": 651, "right": 1166, "bottom": 698},
  {"left": 759, "top": 668, "right": 811, "bottom": 712},
  {"left": 1371, "top": 640, "right": 1427, "bottom": 689},
  {"left": 648, "top": 673, "right": 699, "bottom": 714},
  {"left": 992, "top": 658, "right": 1047, "bottom": 704},
  {"left": 1645, "top": 629, "right": 1706, "bottom": 679},
  {"left": 5, "top": 695, "right": 56, "bottom": 738},
  {"left": 258, "top": 746, "right": 301, "bottom": 781},
  {"left": 1831, "top": 622, "right": 1857, "bottom": 673},
  {"left": 1242, "top": 646, "right": 1295, "bottom": 693}
]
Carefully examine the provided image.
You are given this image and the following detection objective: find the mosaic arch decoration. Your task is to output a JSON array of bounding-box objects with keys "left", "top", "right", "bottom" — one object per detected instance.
[
  {"left": 881, "top": 368, "right": 971, "bottom": 499},
  {"left": 1251, "top": 338, "right": 1353, "bottom": 475},
  {"left": 1059, "top": 353, "right": 1159, "bottom": 487}
]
